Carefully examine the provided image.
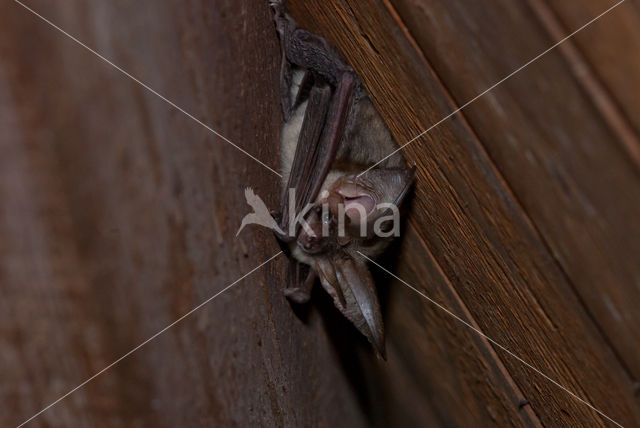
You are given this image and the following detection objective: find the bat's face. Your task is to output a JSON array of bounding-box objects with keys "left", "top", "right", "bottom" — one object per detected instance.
[{"left": 296, "top": 168, "right": 415, "bottom": 256}]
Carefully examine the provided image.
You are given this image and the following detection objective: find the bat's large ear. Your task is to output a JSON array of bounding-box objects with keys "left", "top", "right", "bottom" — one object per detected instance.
[
  {"left": 359, "top": 167, "right": 415, "bottom": 208},
  {"left": 330, "top": 167, "right": 414, "bottom": 236},
  {"left": 315, "top": 255, "right": 385, "bottom": 358}
]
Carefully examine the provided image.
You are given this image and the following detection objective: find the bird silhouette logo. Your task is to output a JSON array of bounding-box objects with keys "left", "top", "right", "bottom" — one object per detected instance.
[{"left": 236, "top": 187, "right": 284, "bottom": 236}]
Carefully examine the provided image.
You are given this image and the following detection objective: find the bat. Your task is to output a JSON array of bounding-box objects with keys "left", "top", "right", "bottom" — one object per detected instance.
[{"left": 270, "top": 1, "right": 415, "bottom": 358}]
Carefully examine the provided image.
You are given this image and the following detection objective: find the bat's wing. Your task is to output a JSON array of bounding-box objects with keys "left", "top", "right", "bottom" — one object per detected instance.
[
  {"left": 277, "top": 73, "right": 355, "bottom": 303},
  {"left": 279, "top": 73, "right": 355, "bottom": 239},
  {"left": 278, "top": 82, "right": 330, "bottom": 239},
  {"left": 316, "top": 255, "right": 385, "bottom": 358},
  {"left": 273, "top": 3, "right": 357, "bottom": 241}
]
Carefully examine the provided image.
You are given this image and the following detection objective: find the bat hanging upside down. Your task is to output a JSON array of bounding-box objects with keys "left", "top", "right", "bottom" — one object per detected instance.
[{"left": 270, "top": 1, "right": 414, "bottom": 358}]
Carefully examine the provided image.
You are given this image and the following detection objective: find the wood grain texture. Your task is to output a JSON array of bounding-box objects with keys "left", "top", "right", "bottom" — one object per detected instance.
[
  {"left": 359, "top": 228, "right": 543, "bottom": 427},
  {"left": 527, "top": 0, "right": 640, "bottom": 166},
  {"left": 287, "top": 0, "right": 640, "bottom": 426},
  {"left": 542, "top": 0, "right": 640, "bottom": 141},
  {"left": 3, "top": 0, "right": 640, "bottom": 427},
  {"left": 0, "top": 1, "right": 370, "bottom": 426},
  {"left": 388, "top": 0, "right": 640, "bottom": 381}
]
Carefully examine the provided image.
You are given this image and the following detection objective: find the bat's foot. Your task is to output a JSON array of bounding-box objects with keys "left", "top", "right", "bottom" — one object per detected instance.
[
  {"left": 284, "top": 268, "right": 316, "bottom": 304},
  {"left": 284, "top": 287, "right": 311, "bottom": 304}
]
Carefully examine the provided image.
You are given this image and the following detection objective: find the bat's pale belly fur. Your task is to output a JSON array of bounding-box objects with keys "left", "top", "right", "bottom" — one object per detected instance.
[{"left": 280, "top": 70, "right": 309, "bottom": 188}]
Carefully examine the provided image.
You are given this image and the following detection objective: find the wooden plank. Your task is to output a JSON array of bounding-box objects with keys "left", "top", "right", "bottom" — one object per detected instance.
[
  {"left": 287, "top": 0, "right": 640, "bottom": 426},
  {"left": 540, "top": 0, "right": 640, "bottom": 145},
  {"left": 0, "top": 1, "right": 370, "bottom": 426},
  {"left": 388, "top": 0, "right": 640, "bottom": 382},
  {"left": 357, "top": 227, "right": 543, "bottom": 427}
]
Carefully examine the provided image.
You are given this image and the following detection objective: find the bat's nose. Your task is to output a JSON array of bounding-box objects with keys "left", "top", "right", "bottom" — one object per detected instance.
[
  {"left": 297, "top": 232, "right": 325, "bottom": 254},
  {"left": 301, "top": 235, "right": 317, "bottom": 250}
]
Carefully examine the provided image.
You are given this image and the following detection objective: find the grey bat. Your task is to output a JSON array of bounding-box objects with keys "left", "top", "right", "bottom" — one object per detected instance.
[{"left": 270, "top": 1, "right": 414, "bottom": 358}]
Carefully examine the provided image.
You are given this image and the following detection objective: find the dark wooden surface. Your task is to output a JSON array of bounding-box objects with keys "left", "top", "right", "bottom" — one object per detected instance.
[
  {"left": 543, "top": 0, "right": 640, "bottom": 144},
  {"left": 1, "top": 0, "right": 639, "bottom": 427}
]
